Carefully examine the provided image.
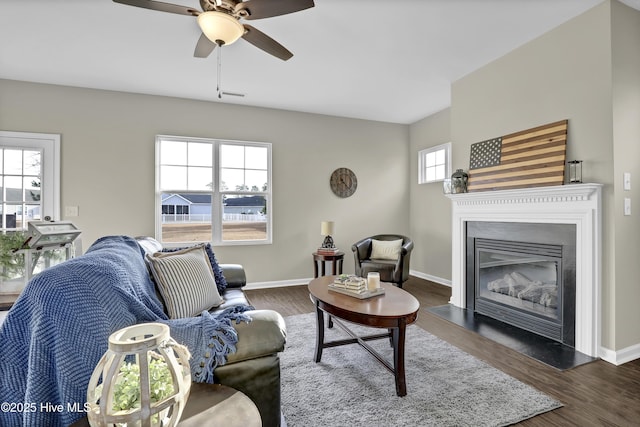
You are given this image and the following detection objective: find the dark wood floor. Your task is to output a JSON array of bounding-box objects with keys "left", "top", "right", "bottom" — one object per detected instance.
[{"left": 246, "top": 276, "right": 640, "bottom": 427}]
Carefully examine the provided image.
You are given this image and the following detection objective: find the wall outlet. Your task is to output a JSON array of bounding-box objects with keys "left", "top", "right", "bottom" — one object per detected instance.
[
  {"left": 65, "top": 206, "right": 79, "bottom": 217},
  {"left": 623, "top": 172, "right": 631, "bottom": 191},
  {"left": 624, "top": 198, "right": 631, "bottom": 216}
]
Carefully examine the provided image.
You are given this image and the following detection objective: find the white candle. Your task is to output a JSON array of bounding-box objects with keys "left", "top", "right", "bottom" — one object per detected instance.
[{"left": 367, "top": 272, "right": 380, "bottom": 291}]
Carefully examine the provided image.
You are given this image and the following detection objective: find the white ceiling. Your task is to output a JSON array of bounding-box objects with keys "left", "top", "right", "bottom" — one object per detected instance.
[{"left": 1, "top": 0, "right": 638, "bottom": 124}]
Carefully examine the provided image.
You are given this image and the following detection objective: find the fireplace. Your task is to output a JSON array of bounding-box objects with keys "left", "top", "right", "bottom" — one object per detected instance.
[
  {"left": 466, "top": 222, "right": 576, "bottom": 346},
  {"left": 446, "top": 184, "right": 602, "bottom": 357}
]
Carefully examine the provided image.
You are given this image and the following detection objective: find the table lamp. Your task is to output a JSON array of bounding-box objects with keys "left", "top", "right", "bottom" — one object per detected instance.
[{"left": 320, "top": 221, "right": 335, "bottom": 249}]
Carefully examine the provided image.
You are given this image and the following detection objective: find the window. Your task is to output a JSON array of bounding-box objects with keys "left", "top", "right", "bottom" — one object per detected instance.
[
  {"left": 418, "top": 142, "right": 451, "bottom": 184},
  {"left": 156, "top": 136, "right": 271, "bottom": 246},
  {"left": 0, "top": 131, "right": 60, "bottom": 230}
]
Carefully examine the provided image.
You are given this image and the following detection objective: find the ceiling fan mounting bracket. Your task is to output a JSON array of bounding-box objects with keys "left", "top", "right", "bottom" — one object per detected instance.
[{"left": 200, "top": 0, "right": 243, "bottom": 16}]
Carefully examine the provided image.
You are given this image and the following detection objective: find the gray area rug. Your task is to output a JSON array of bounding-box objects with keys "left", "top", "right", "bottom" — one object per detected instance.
[{"left": 281, "top": 313, "right": 562, "bottom": 427}]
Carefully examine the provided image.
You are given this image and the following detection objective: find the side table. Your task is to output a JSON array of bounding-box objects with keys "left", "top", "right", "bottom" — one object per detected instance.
[{"left": 313, "top": 251, "right": 344, "bottom": 278}]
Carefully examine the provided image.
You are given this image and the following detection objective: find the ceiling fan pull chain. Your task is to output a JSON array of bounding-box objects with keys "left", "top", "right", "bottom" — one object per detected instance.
[
  {"left": 215, "top": 44, "right": 245, "bottom": 99},
  {"left": 217, "top": 43, "right": 223, "bottom": 99}
]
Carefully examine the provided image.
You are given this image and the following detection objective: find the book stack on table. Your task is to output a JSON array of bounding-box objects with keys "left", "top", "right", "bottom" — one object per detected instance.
[
  {"left": 328, "top": 275, "right": 385, "bottom": 299},
  {"left": 316, "top": 247, "right": 341, "bottom": 255}
]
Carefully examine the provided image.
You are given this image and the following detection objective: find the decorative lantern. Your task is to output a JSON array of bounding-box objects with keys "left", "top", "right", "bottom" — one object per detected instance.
[
  {"left": 87, "top": 323, "right": 191, "bottom": 427},
  {"left": 451, "top": 169, "right": 469, "bottom": 194},
  {"left": 568, "top": 160, "right": 583, "bottom": 183}
]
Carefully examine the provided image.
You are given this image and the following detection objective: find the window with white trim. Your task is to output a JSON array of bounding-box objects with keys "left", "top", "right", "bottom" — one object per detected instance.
[
  {"left": 156, "top": 136, "right": 272, "bottom": 246},
  {"left": 418, "top": 142, "right": 451, "bottom": 184},
  {"left": 0, "top": 131, "right": 60, "bottom": 230}
]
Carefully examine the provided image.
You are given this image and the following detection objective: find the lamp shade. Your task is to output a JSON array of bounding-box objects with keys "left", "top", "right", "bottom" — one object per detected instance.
[
  {"left": 320, "top": 221, "right": 334, "bottom": 236},
  {"left": 197, "top": 11, "right": 244, "bottom": 46}
]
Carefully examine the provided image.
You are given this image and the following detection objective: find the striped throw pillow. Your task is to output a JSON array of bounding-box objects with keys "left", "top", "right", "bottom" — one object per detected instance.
[{"left": 146, "top": 244, "right": 224, "bottom": 319}]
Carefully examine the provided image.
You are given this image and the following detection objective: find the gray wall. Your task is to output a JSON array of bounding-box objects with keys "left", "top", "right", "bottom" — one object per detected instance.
[
  {"left": 611, "top": 0, "right": 640, "bottom": 350},
  {"left": 408, "top": 108, "right": 451, "bottom": 283},
  {"left": 0, "top": 80, "right": 409, "bottom": 285}
]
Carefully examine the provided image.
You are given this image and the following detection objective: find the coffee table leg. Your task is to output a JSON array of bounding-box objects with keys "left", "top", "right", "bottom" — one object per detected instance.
[
  {"left": 392, "top": 319, "right": 408, "bottom": 397},
  {"left": 314, "top": 304, "right": 325, "bottom": 363}
]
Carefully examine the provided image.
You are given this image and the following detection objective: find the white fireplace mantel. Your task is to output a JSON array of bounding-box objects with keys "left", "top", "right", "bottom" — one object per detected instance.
[{"left": 446, "top": 183, "right": 602, "bottom": 357}]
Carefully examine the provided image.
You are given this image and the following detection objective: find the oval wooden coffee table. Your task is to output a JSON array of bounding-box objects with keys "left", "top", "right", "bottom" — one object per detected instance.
[{"left": 308, "top": 275, "right": 420, "bottom": 396}]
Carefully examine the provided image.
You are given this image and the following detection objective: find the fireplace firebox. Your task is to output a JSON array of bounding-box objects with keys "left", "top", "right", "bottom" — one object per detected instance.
[{"left": 466, "top": 222, "right": 576, "bottom": 347}]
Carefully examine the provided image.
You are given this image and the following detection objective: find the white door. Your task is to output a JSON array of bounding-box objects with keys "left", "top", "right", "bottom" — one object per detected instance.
[{"left": 0, "top": 131, "right": 60, "bottom": 230}]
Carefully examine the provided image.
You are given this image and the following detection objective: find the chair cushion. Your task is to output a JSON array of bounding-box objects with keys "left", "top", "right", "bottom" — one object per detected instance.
[
  {"left": 371, "top": 239, "right": 403, "bottom": 260},
  {"left": 214, "top": 288, "right": 250, "bottom": 312},
  {"left": 146, "top": 244, "right": 224, "bottom": 318},
  {"left": 360, "top": 259, "right": 396, "bottom": 282}
]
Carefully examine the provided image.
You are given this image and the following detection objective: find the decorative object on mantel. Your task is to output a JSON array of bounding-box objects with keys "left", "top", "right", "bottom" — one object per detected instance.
[
  {"left": 568, "top": 160, "right": 583, "bottom": 183},
  {"left": 451, "top": 169, "right": 469, "bottom": 193},
  {"left": 442, "top": 178, "right": 452, "bottom": 194},
  {"left": 87, "top": 323, "right": 191, "bottom": 427},
  {"left": 467, "top": 119, "right": 568, "bottom": 192}
]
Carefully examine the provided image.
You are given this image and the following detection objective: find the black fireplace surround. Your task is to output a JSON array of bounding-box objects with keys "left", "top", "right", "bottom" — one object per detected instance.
[{"left": 466, "top": 221, "right": 576, "bottom": 347}]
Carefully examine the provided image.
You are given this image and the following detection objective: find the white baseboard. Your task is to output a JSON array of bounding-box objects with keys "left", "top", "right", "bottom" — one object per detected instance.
[
  {"left": 599, "top": 343, "right": 640, "bottom": 365},
  {"left": 409, "top": 270, "right": 451, "bottom": 287},
  {"left": 247, "top": 272, "right": 452, "bottom": 290},
  {"left": 245, "top": 278, "right": 311, "bottom": 290}
]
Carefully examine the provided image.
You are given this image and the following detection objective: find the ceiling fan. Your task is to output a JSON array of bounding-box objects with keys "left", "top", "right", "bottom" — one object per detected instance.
[{"left": 113, "top": 0, "right": 315, "bottom": 61}]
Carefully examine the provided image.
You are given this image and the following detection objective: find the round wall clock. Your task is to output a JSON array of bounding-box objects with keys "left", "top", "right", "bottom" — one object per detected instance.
[{"left": 330, "top": 167, "right": 358, "bottom": 198}]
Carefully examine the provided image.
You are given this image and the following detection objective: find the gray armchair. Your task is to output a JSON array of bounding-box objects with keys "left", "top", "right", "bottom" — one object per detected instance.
[{"left": 351, "top": 234, "right": 413, "bottom": 288}]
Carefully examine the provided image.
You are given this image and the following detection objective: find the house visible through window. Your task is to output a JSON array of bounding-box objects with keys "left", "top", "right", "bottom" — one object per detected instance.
[
  {"left": 0, "top": 131, "right": 60, "bottom": 231},
  {"left": 418, "top": 142, "right": 451, "bottom": 184},
  {"left": 156, "top": 136, "right": 272, "bottom": 245}
]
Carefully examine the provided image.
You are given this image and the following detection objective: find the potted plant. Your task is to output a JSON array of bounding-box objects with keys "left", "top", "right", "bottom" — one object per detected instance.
[{"left": 0, "top": 231, "right": 26, "bottom": 289}]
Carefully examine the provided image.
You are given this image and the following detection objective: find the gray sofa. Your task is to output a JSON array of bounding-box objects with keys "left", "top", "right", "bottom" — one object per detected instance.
[
  {"left": 136, "top": 237, "right": 287, "bottom": 426},
  {"left": 0, "top": 235, "right": 286, "bottom": 427}
]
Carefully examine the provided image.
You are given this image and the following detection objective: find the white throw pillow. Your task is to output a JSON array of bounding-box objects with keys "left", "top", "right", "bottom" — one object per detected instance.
[
  {"left": 146, "top": 244, "right": 224, "bottom": 319},
  {"left": 370, "top": 239, "right": 403, "bottom": 260}
]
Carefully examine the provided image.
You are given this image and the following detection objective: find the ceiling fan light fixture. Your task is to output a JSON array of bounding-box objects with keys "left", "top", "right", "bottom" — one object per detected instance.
[{"left": 197, "top": 11, "right": 244, "bottom": 46}]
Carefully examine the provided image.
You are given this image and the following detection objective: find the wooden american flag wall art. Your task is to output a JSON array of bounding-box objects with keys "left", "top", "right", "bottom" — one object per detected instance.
[{"left": 467, "top": 119, "right": 568, "bottom": 192}]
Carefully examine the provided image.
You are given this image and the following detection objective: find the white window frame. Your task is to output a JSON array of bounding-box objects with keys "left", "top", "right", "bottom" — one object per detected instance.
[
  {"left": 155, "top": 135, "right": 272, "bottom": 246},
  {"left": 0, "top": 131, "right": 61, "bottom": 229},
  {"left": 418, "top": 142, "right": 452, "bottom": 184}
]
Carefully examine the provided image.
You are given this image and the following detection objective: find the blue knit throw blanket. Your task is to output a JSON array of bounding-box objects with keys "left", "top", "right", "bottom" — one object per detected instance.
[{"left": 0, "top": 235, "right": 252, "bottom": 427}]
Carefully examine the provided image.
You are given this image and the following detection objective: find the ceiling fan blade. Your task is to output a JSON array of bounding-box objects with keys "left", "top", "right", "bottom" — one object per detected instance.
[
  {"left": 242, "top": 24, "right": 293, "bottom": 61},
  {"left": 194, "top": 33, "right": 217, "bottom": 58},
  {"left": 113, "top": 0, "right": 199, "bottom": 16},
  {"left": 235, "top": 0, "right": 314, "bottom": 20}
]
